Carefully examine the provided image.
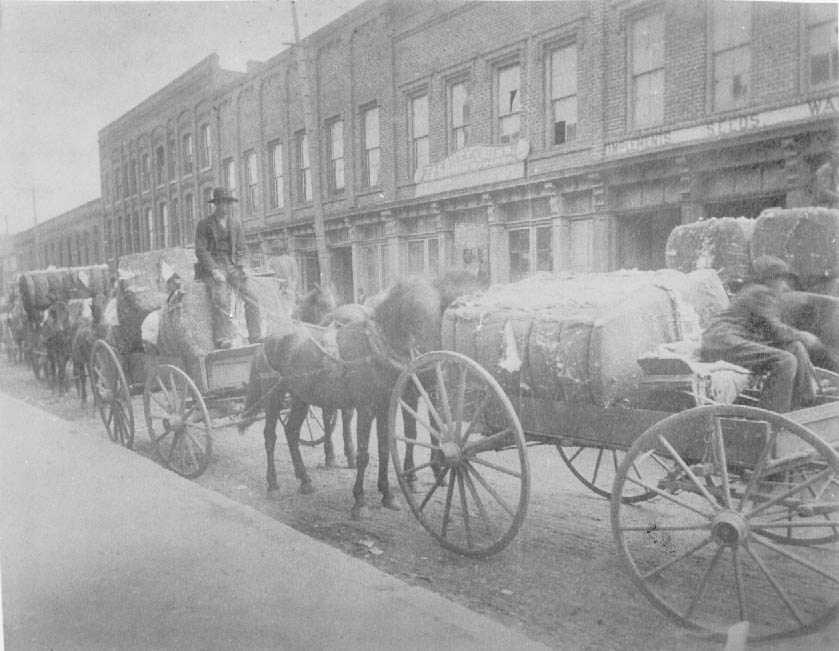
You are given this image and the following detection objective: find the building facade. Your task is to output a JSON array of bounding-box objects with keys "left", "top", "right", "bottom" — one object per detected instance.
[
  {"left": 98, "top": 0, "right": 839, "bottom": 303},
  {"left": 9, "top": 198, "right": 104, "bottom": 276}
]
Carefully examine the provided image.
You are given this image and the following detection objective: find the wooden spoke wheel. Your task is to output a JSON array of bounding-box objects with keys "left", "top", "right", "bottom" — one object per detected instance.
[
  {"left": 90, "top": 339, "right": 135, "bottom": 449},
  {"left": 389, "top": 351, "right": 529, "bottom": 559},
  {"left": 144, "top": 365, "right": 212, "bottom": 479},
  {"left": 815, "top": 367, "right": 839, "bottom": 402},
  {"left": 611, "top": 404, "right": 839, "bottom": 642},
  {"left": 557, "top": 444, "right": 661, "bottom": 504},
  {"left": 299, "top": 408, "right": 336, "bottom": 447}
]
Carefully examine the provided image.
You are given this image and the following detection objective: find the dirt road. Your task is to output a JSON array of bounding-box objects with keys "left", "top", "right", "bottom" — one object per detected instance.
[{"left": 2, "top": 352, "right": 836, "bottom": 651}]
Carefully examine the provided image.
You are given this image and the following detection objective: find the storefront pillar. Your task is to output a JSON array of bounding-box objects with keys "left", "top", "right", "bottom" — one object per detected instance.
[
  {"left": 545, "top": 181, "right": 566, "bottom": 271},
  {"left": 383, "top": 210, "right": 401, "bottom": 283},
  {"left": 485, "top": 194, "right": 507, "bottom": 283}
]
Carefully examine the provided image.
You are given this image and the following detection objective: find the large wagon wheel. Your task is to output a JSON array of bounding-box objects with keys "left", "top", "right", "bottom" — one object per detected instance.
[
  {"left": 611, "top": 404, "right": 839, "bottom": 642},
  {"left": 144, "top": 364, "right": 212, "bottom": 479},
  {"left": 389, "top": 351, "right": 530, "bottom": 558},
  {"left": 815, "top": 367, "right": 839, "bottom": 402},
  {"left": 90, "top": 339, "right": 135, "bottom": 448},
  {"left": 298, "top": 408, "right": 336, "bottom": 447},
  {"left": 557, "top": 444, "right": 661, "bottom": 504}
]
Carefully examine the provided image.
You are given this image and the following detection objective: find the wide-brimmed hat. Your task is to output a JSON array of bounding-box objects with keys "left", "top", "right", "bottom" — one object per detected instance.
[
  {"left": 208, "top": 187, "right": 238, "bottom": 204},
  {"left": 752, "top": 255, "right": 798, "bottom": 282}
]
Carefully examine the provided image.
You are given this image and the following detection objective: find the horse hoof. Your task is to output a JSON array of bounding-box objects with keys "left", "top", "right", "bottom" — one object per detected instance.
[
  {"left": 299, "top": 481, "right": 315, "bottom": 495},
  {"left": 351, "top": 504, "right": 370, "bottom": 520},
  {"left": 381, "top": 495, "right": 401, "bottom": 511}
]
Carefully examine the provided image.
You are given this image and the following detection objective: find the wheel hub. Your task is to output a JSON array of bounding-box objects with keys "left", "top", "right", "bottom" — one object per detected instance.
[
  {"left": 441, "top": 441, "right": 462, "bottom": 466},
  {"left": 710, "top": 511, "right": 749, "bottom": 546}
]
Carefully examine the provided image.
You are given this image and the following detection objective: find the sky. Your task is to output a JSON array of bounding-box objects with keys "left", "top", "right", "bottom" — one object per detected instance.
[{"left": 0, "top": 0, "right": 367, "bottom": 235}]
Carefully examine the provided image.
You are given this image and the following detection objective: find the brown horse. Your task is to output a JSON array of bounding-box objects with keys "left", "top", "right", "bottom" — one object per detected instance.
[
  {"left": 242, "top": 275, "right": 443, "bottom": 518},
  {"left": 242, "top": 271, "right": 486, "bottom": 519}
]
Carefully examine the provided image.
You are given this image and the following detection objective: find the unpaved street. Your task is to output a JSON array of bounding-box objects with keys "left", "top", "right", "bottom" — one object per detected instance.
[{"left": 1, "top": 353, "right": 836, "bottom": 651}]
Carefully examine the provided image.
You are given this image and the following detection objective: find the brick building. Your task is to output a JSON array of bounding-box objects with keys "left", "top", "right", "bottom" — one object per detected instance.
[{"left": 97, "top": 0, "right": 839, "bottom": 303}]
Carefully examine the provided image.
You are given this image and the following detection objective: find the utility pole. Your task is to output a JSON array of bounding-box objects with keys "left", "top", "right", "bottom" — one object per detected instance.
[{"left": 290, "top": 0, "right": 332, "bottom": 288}]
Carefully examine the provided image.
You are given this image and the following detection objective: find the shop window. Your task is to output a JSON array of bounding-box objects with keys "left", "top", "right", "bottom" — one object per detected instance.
[
  {"left": 362, "top": 104, "right": 380, "bottom": 188},
  {"left": 410, "top": 94, "right": 430, "bottom": 178},
  {"left": 268, "top": 140, "right": 284, "bottom": 209},
  {"left": 449, "top": 80, "right": 470, "bottom": 153},
  {"left": 806, "top": 4, "right": 838, "bottom": 88},
  {"left": 510, "top": 226, "right": 553, "bottom": 281},
  {"left": 549, "top": 43, "right": 577, "bottom": 145},
  {"left": 535, "top": 226, "right": 553, "bottom": 272},
  {"left": 630, "top": 12, "right": 664, "bottom": 128},
  {"left": 361, "top": 242, "right": 387, "bottom": 296},
  {"left": 497, "top": 63, "right": 521, "bottom": 143},
  {"left": 296, "top": 131, "right": 312, "bottom": 202},
  {"left": 327, "top": 118, "right": 345, "bottom": 194},
  {"left": 711, "top": 2, "right": 751, "bottom": 111},
  {"left": 244, "top": 149, "right": 258, "bottom": 216},
  {"left": 199, "top": 124, "right": 212, "bottom": 170},
  {"left": 407, "top": 237, "right": 439, "bottom": 278},
  {"left": 509, "top": 229, "right": 530, "bottom": 282}
]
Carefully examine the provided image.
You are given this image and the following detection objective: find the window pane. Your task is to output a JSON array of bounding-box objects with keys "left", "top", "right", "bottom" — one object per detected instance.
[
  {"left": 365, "top": 107, "right": 379, "bottom": 148},
  {"left": 713, "top": 2, "right": 751, "bottom": 51},
  {"left": 714, "top": 46, "right": 750, "bottom": 110},
  {"left": 498, "top": 65, "right": 520, "bottom": 116},
  {"left": 810, "top": 21, "right": 839, "bottom": 86},
  {"left": 634, "top": 69, "right": 664, "bottom": 127},
  {"left": 632, "top": 13, "right": 664, "bottom": 74},
  {"left": 367, "top": 147, "right": 380, "bottom": 187},
  {"left": 451, "top": 83, "right": 468, "bottom": 128},
  {"left": 569, "top": 220, "right": 594, "bottom": 272},
  {"left": 412, "top": 95, "right": 429, "bottom": 137},
  {"left": 407, "top": 240, "right": 424, "bottom": 273},
  {"left": 299, "top": 134, "right": 309, "bottom": 168},
  {"left": 331, "top": 121, "right": 343, "bottom": 159},
  {"left": 334, "top": 158, "right": 345, "bottom": 190},
  {"left": 551, "top": 45, "right": 577, "bottom": 98},
  {"left": 553, "top": 96, "right": 578, "bottom": 144},
  {"left": 415, "top": 136, "right": 430, "bottom": 171}
]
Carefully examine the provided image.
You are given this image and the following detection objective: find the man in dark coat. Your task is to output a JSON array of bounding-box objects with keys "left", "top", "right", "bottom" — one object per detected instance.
[
  {"left": 194, "top": 187, "right": 262, "bottom": 348},
  {"left": 701, "top": 256, "right": 822, "bottom": 412}
]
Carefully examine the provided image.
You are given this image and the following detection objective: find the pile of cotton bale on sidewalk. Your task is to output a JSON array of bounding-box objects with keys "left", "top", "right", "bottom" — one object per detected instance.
[{"left": 18, "top": 265, "right": 111, "bottom": 316}]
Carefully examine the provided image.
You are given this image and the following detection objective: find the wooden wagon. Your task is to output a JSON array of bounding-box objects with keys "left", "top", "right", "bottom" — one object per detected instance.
[{"left": 385, "top": 297, "right": 839, "bottom": 641}]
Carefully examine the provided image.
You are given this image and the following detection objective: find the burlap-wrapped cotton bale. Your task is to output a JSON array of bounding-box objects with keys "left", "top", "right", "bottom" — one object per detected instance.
[
  {"left": 666, "top": 217, "right": 754, "bottom": 291},
  {"left": 442, "top": 269, "right": 723, "bottom": 407},
  {"left": 751, "top": 207, "right": 839, "bottom": 282},
  {"left": 114, "top": 248, "right": 197, "bottom": 353},
  {"left": 17, "top": 266, "right": 110, "bottom": 313},
  {"left": 157, "top": 276, "right": 293, "bottom": 388}
]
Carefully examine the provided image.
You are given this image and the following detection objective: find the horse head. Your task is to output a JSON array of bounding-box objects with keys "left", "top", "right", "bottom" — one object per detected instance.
[
  {"left": 297, "top": 284, "right": 339, "bottom": 325},
  {"left": 47, "top": 301, "right": 71, "bottom": 336},
  {"left": 373, "top": 275, "right": 443, "bottom": 357}
]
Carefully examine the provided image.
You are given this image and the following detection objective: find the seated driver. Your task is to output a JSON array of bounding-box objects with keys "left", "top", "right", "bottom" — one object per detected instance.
[
  {"left": 194, "top": 187, "right": 262, "bottom": 349},
  {"left": 701, "top": 256, "right": 822, "bottom": 412}
]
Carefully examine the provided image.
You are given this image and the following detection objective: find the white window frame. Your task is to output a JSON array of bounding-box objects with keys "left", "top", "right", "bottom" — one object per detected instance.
[
  {"left": 630, "top": 12, "right": 664, "bottom": 129},
  {"left": 548, "top": 42, "right": 578, "bottom": 146},
  {"left": 497, "top": 63, "right": 521, "bottom": 144},
  {"left": 268, "top": 140, "right": 285, "bottom": 209},
  {"left": 709, "top": 2, "right": 752, "bottom": 112},
  {"left": 244, "top": 149, "right": 258, "bottom": 216},
  {"left": 327, "top": 118, "right": 345, "bottom": 194},
  {"left": 805, "top": 4, "right": 839, "bottom": 90},
  {"left": 410, "top": 93, "right": 430, "bottom": 179},
  {"left": 199, "top": 123, "right": 212, "bottom": 170},
  {"left": 182, "top": 133, "right": 194, "bottom": 175},
  {"left": 361, "top": 104, "right": 380, "bottom": 188},
  {"left": 297, "top": 131, "right": 312, "bottom": 202},
  {"left": 448, "top": 80, "right": 470, "bottom": 153}
]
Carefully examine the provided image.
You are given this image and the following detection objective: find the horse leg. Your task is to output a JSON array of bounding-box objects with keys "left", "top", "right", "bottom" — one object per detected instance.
[
  {"left": 342, "top": 408, "right": 356, "bottom": 469},
  {"left": 263, "top": 393, "right": 282, "bottom": 493},
  {"left": 284, "top": 399, "right": 314, "bottom": 494},
  {"left": 351, "top": 408, "right": 374, "bottom": 520},
  {"left": 322, "top": 408, "right": 337, "bottom": 469},
  {"left": 377, "top": 403, "right": 400, "bottom": 511},
  {"left": 401, "top": 386, "right": 419, "bottom": 493}
]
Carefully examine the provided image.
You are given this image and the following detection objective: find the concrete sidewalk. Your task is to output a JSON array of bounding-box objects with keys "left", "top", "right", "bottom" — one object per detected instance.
[{"left": 0, "top": 392, "right": 551, "bottom": 650}]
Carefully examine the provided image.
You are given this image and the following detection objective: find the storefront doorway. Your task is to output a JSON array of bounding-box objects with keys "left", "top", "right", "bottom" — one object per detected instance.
[
  {"left": 331, "top": 246, "right": 354, "bottom": 305},
  {"left": 616, "top": 209, "right": 681, "bottom": 271}
]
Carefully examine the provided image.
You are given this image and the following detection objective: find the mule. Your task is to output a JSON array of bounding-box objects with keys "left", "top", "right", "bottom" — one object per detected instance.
[{"left": 242, "top": 274, "right": 452, "bottom": 519}]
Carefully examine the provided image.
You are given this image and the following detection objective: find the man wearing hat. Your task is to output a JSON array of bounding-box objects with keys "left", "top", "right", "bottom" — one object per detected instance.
[
  {"left": 700, "top": 255, "right": 823, "bottom": 412},
  {"left": 194, "top": 187, "right": 262, "bottom": 348}
]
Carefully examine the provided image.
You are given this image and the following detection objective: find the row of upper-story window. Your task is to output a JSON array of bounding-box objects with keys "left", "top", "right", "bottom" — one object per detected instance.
[
  {"left": 103, "top": 3, "right": 836, "bottom": 210},
  {"left": 39, "top": 228, "right": 103, "bottom": 268},
  {"left": 105, "top": 123, "right": 212, "bottom": 205}
]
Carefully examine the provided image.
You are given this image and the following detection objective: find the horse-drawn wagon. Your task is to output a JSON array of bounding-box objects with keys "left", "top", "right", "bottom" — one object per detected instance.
[
  {"left": 89, "top": 272, "right": 341, "bottom": 479},
  {"left": 380, "top": 269, "right": 839, "bottom": 641}
]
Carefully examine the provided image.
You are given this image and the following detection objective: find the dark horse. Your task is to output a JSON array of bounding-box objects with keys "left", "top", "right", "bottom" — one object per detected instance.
[
  {"left": 242, "top": 275, "right": 444, "bottom": 518},
  {"left": 241, "top": 285, "right": 357, "bottom": 469},
  {"left": 70, "top": 292, "right": 111, "bottom": 406},
  {"left": 43, "top": 300, "right": 75, "bottom": 396},
  {"left": 241, "top": 271, "right": 488, "bottom": 518}
]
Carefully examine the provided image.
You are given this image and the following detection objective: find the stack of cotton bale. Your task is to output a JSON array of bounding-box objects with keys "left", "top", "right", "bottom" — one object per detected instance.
[
  {"left": 750, "top": 207, "right": 839, "bottom": 295},
  {"left": 441, "top": 268, "right": 729, "bottom": 409},
  {"left": 665, "top": 217, "right": 755, "bottom": 293},
  {"left": 18, "top": 265, "right": 111, "bottom": 316}
]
